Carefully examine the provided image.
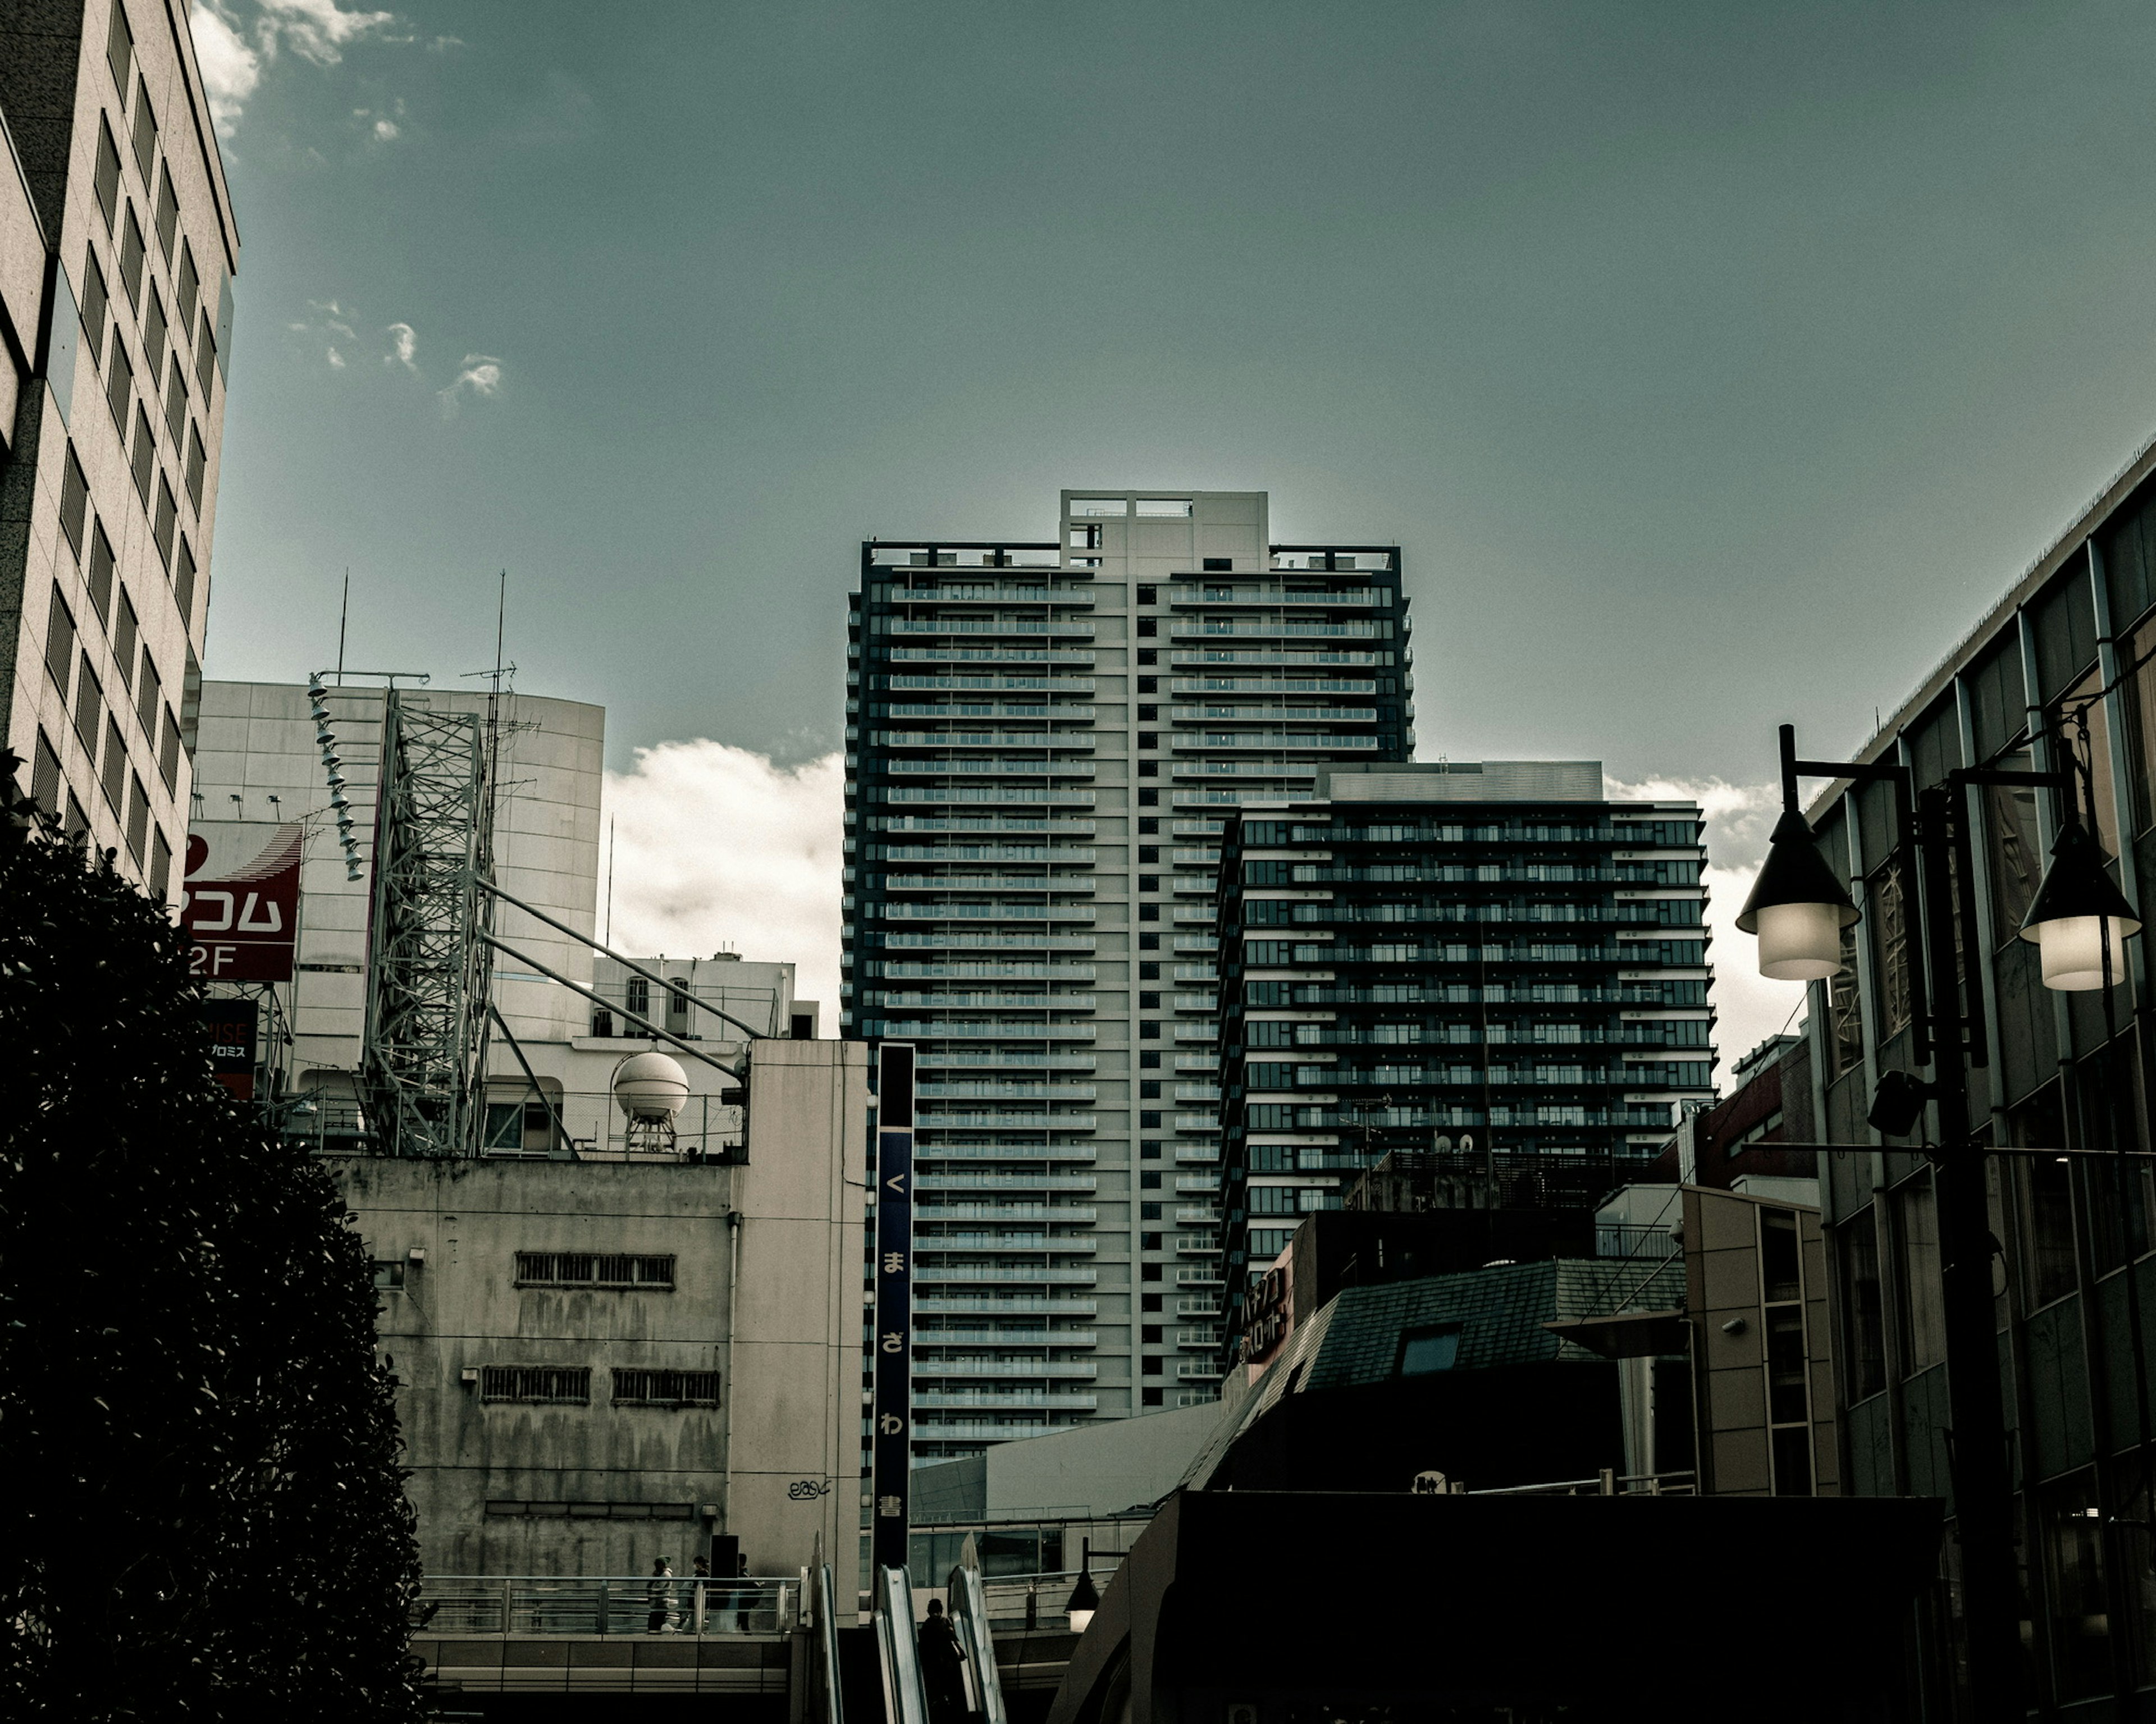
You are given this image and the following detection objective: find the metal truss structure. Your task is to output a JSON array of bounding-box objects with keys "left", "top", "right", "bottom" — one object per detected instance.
[{"left": 361, "top": 691, "right": 494, "bottom": 1157}]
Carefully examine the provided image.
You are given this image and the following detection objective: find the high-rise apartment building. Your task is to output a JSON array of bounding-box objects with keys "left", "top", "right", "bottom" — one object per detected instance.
[
  {"left": 1212, "top": 761, "right": 1716, "bottom": 1348},
  {"left": 2, "top": 0, "right": 236, "bottom": 897},
  {"left": 843, "top": 488, "right": 1413, "bottom": 1461}
]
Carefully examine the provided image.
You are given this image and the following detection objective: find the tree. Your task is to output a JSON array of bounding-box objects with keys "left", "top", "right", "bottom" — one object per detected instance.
[{"left": 0, "top": 779, "right": 423, "bottom": 1720}]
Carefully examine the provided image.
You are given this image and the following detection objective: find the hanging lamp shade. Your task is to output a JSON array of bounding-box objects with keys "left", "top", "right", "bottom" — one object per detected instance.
[
  {"left": 1736, "top": 810, "right": 1860, "bottom": 981},
  {"left": 2018, "top": 821, "right": 2141, "bottom": 990},
  {"left": 1065, "top": 1540, "right": 1099, "bottom": 1632}
]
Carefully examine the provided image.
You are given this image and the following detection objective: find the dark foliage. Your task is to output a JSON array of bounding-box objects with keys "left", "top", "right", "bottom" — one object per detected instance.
[{"left": 0, "top": 806, "right": 423, "bottom": 1720}]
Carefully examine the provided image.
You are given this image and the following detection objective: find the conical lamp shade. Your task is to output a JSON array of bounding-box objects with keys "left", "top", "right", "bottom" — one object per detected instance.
[
  {"left": 2019, "top": 821, "right": 2141, "bottom": 990},
  {"left": 1736, "top": 811, "right": 1860, "bottom": 981}
]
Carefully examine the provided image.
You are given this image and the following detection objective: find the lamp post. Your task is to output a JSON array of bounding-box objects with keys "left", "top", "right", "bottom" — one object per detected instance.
[
  {"left": 1737, "top": 724, "right": 2141, "bottom": 1724},
  {"left": 1065, "top": 1538, "right": 1098, "bottom": 1634}
]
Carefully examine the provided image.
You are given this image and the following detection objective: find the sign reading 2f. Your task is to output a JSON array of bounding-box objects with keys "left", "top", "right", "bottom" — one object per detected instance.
[{"left": 871, "top": 1042, "right": 915, "bottom": 1574}]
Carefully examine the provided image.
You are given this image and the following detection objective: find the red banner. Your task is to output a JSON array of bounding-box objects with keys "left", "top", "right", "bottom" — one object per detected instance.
[{"left": 183, "top": 822, "right": 304, "bottom": 982}]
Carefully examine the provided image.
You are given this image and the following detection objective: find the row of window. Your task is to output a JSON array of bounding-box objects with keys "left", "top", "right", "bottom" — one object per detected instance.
[
  {"left": 513, "top": 1252, "right": 677, "bottom": 1289},
  {"left": 478, "top": 1366, "right": 720, "bottom": 1407}
]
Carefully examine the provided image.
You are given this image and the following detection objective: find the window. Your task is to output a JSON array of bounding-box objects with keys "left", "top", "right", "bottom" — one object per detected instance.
[
  {"left": 1141, "top": 1387, "right": 1164, "bottom": 1406},
  {"left": 666, "top": 983, "right": 693, "bottom": 1035},
  {"left": 101, "top": 715, "right": 128, "bottom": 811},
  {"left": 195, "top": 313, "right": 216, "bottom": 396},
  {"left": 479, "top": 1365, "right": 590, "bottom": 1405},
  {"left": 373, "top": 1261, "right": 406, "bottom": 1291},
  {"left": 1068, "top": 499, "right": 1127, "bottom": 517},
  {"left": 625, "top": 976, "right": 650, "bottom": 1018},
  {"left": 130, "top": 78, "right": 156, "bottom": 184},
  {"left": 113, "top": 588, "right": 138, "bottom": 689},
  {"left": 131, "top": 404, "right": 155, "bottom": 502},
  {"left": 1135, "top": 499, "right": 1191, "bottom": 517},
  {"left": 153, "top": 478, "right": 176, "bottom": 568},
  {"left": 124, "top": 774, "right": 148, "bottom": 862},
  {"left": 184, "top": 422, "right": 206, "bottom": 510},
  {"left": 1140, "top": 1201, "right": 1162, "bottom": 1220},
  {"left": 154, "top": 164, "right": 178, "bottom": 260},
  {"left": 590, "top": 1007, "right": 614, "bottom": 1037},
  {"left": 515, "top": 1252, "right": 676, "bottom": 1289},
  {"left": 106, "top": 0, "right": 133, "bottom": 94},
  {"left": 163, "top": 357, "right": 187, "bottom": 444},
  {"left": 81, "top": 248, "right": 109, "bottom": 366},
  {"left": 149, "top": 829, "right": 171, "bottom": 898},
  {"left": 31, "top": 730, "right": 63, "bottom": 818},
  {"left": 119, "top": 204, "right": 145, "bottom": 308},
  {"left": 177, "top": 241, "right": 199, "bottom": 332},
  {"left": 1891, "top": 1174, "right": 1946, "bottom": 1374},
  {"left": 44, "top": 589, "right": 76, "bottom": 694},
  {"left": 1136, "top": 585, "right": 1157, "bottom": 606},
  {"left": 158, "top": 705, "right": 180, "bottom": 790},
  {"left": 94, "top": 119, "right": 121, "bottom": 231},
  {"left": 144, "top": 290, "right": 167, "bottom": 382},
  {"left": 59, "top": 446, "right": 89, "bottom": 556},
  {"left": 1760, "top": 1208, "right": 1801, "bottom": 1302},
  {"left": 612, "top": 1368, "right": 720, "bottom": 1407},
  {"left": 1202, "top": 557, "right": 1232, "bottom": 572},
  {"left": 106, "top": 330, "right": 133, "bottom": 433},
  {"left": 72, "top": 655, "right": 102, "bottom": 746},
  {"left": 65, "top": 792, "right": 90, "bottom": 843},
  {"left": 1867, "top": 861, "right": 1912, "bottom": 1045},
  {"left": 173, "top": 538, "right": 197, "bottom": 627},
  {"left": 1136, "top": 617, "right": 1157, "bottom": 636},
  {"left": 2043, "top": 1471, "right": 2114, "bottom": 1702},
  {"left": 1068, "top": 523, "right": 1102, "bottom": 549},
  {"left": 1398, "top": 1324, "right": 1462, "bottom": 1375}
]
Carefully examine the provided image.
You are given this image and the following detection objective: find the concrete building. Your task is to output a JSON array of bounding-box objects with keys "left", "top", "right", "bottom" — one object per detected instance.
[
  {"left": 1213, "top": 761, "right": 1715, "bottom": 1324},
  {"left": 2, "top": 0, "right": 236, "bottom": 896},
  {"left": 189, "top": 677, "right": 867, "bottom": 1596},
  {"left": 842, "top": 488, "right": 1414, "bottom": 1461},
  {"left": 336, "top": 1039, "right": 868, "bottom": 1594}
]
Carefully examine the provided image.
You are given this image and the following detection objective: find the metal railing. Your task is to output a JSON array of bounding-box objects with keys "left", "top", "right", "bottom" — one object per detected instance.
[
  {"left": 874, "top": 1565, "right": 931, "bottom": 1724},
  {"left": 948, "top": 1557, "right": 1010, "bottom": 1724},
  {"left": 413, "top": 1573, "right": 800, "bottom": 1636},
  {"left": 809, "top": 1539, "right": 847, "bottom": 1724},
  {"left": 970, "top": 1560, "right": 1126, "bottom": 1632}
]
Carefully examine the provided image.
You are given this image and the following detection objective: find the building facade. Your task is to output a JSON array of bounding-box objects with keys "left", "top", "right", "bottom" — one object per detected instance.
[
  {"left": 842, "top": 488, "right": 1413, "bottom": 1460},
  {"left": 1792, "top": 431, "right": 2156, "bottom": 1711},
  {"left": 1213, "top": 761, "right": 1715, "bottom": 1332},
  {"left": 2, "top": 0, "right": 235, "bottom": 895}
]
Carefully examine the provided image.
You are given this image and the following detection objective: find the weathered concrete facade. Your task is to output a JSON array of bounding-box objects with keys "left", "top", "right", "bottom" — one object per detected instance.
[{"left": 333, "top": 1040, "right": 869, "bottom": 1601}]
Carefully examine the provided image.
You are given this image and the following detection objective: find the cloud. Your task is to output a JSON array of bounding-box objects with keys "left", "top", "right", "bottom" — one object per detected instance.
[
  {"left": 326, "top": 346, "right": 344, "bottom": 368},
  {"left": 373, "top": 117, "right": 398, "bottom": 139},
  {"left": 385, "top": 321, "right": 417, "bottom": 369},
  {"left": 436, "top": 353, "right": 503, "bottom": 415},
  {"left": 1605, "top": 774, "right": 1808, "bottom": 1083},
  {"left": 255, "top": 0, "right": 395, "bottom": 66},
  {"left": 191, "top": 6, "right": 261, "bottom": 133},
  {"left": 603, "top": 744, "right": 844, "bottom": 1012}
]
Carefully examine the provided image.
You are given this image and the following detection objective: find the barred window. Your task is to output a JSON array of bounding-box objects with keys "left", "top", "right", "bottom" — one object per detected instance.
[
  {"left": 514, "top": 1252, "right": 675, "bottom": 1289},
  {"left": 612, "top": 1369, "right": 720, "bottom": 1408},
  {"left": 479, "top": 1365, "right": 590, "bottom": 1405}
]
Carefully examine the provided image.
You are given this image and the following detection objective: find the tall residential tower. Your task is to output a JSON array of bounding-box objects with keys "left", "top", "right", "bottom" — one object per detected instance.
[{"left": 843, "top": 488, "right": 1413, "bottom": 1461}]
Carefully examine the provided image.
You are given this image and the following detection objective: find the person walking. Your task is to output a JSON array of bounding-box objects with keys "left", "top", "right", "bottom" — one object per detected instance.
[
  {"left": 691, "top": 1555, "right": 712, "bottom": 1634},
  {"left": 646, "top": 1556, "right": 677, "bottom": 1634},
  {"left": 918, "top": 1596, "right": 968, "bottom": 1724}
]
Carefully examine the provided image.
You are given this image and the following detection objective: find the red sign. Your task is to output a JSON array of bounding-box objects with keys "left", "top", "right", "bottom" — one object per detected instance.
[{"left": 183, "top": 822, "right": 304, "bottom": 981}]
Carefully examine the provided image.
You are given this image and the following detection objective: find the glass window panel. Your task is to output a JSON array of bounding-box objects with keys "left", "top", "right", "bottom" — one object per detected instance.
[
  {"left": 1835, "top": 1210, "right": 1888, "bottom": 1400},
  {"left": 1892, "top": 1173, "right": 1947, "bottom": 1375},
  {"left": 2041, "top": 1470, "right": 2113, "bottom": 1702}
]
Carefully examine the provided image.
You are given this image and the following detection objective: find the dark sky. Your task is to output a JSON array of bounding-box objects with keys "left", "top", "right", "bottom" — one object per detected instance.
[{"left": 197, "top": 0, "right": 2156, "bottom": 786}]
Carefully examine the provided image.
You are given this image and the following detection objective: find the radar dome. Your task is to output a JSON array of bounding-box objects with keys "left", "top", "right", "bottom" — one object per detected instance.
[{"left": 614, "top": 1051, "right": 689, "bottom": 1122}]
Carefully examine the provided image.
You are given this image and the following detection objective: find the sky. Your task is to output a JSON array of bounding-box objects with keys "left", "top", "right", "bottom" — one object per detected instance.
[{"left": 189, "top": 0, "right": 2156, "bottom": 1060}]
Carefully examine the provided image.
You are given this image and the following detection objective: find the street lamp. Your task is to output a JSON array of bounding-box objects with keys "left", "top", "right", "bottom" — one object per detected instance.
[
  {"left": 2019, "top": 819, "right": 2141, "bottom": 990},
  {"left": 1735, "top": 808, "right": 1858, "bottom": 980},
  {"left": 1064, "top": 1539, "right": 1098, "bottom": 1633}
]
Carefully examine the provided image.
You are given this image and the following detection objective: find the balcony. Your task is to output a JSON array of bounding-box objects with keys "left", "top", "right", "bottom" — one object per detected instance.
[
  {"left": 917, "top": 1081, "right": 1097, "bottom": 1100},
  {"left": 877, "top": 1022, "right": 1097, "bottom": 1040},
  {"left": 915, "top": 1294, "right": 1099, "bottom": 1315},
  {"left": 884, "top": 875, "right": 1098, "bottom": 893},
  {"left": 1169, "top": 619, "right": 1384, "bottom": 641},
  {"left": 1176, "top": 1362, "right": 1225, "bottom": 1382},
  {"left": 1169, "top": 848, "right": 1222, "bottom": 866},
  {"left": 911, "top": 1359, "right": 1099, "bottom": 1379},
  {"left": 875, "top": 583, "right": 1097, "bottom": 605},
  {"left": 916, "top": 1202, "right": 1100, "bottom": 1224},
  {"left": 880, "top": 903, "right": 1097, "bottom": 922},
  {"left": 887, "top": 758, "right": 1097, "bottom": 778},
  {"left": 1170, "top": 733, "right": 1378, "bottom": 752},
  {"left": 913, "top": 1135, "right": 1099, "bottom": 1153},
  {"left": 883, "top": 618, "right": 1098, "bottom": 638},
  {"left": 915, "top": 1174, "right": 1100, "bottom": 1193},
  {"left": 918, "top": 1328, "right": 1099, "bottom": 1346},
  {"left": 1170, "top": 676, "right": 1377, "bottom": 696},
  {"left": 1170, "top": 760, "right": 1320, "bottom": 780},
  {"left": 919, "top": 1052, "right": 1097, "bottom": 1072},
  {"left": 1176, "top": 1328, "right": 1220, "bottom": 1348},
  {"left": 875, "top": 733, "right": 1099, "bottom": 752},
  {"left": 1175, "top": 1266, "right": 1225, "bottom": 1286},
  {"left": 1168, "top": 707, "right": 1375, "bottom": 724},
  {"left": 880, "top": 786, "right": 1098, "bottom": 807},
  {"left": 883, "top": 932, "right": 1098, "bottom": 953},
  {"left": 879, "top": 705, "right": 1098, "bottom": 724},
  {"left": 1172, "top": 1023, "right": 1216, "bottom": 1042},
  {"left": 914, "top": 1110, "right": 1099, "bottom": 1133},
  {"left": 1173, "top": 1054, "right": 1217, "bottom": 1073},
  {"left": 1176, "top": 1296, "right": 1223, "bottom": 1317},
  {"left": 1176, "top": 1205, "right": 1219, "bottom": 1225},
  {"left": 1175, "top": 1234, "right": 1220, "bottom": 1255},
  {"left": 1172, "top": 906, "right": 1215, "bottom": 923},
  {"left": 913, "top": 1390, "right": 1100, "bottom": 1409},
  {"left": 913, "top": 1265, "right": 1099, "bottom": 1284},
  {"left": 1171, "top": 992, "right": 1216, "bottom": 1012},
  {"left": 1166, "top": 584, "right": 1383, "bottom": 606}
]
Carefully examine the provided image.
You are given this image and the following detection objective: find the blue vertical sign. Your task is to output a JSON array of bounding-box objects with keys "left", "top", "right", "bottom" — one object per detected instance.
[{"left": 871, "top": 1042, "right": 916, "bottom": 1573}]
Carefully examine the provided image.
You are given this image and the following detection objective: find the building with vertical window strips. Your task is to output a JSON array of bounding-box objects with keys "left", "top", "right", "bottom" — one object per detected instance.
[
  {"left": 1788, "top": 429, "right": 2156, "bottom": 1713},
  {"left": 1212, "top": 762, "right": 1715, "bottom": 1334},
  {"left": 1, "top": 0, "right": 235, "bottom": 898},
  {"left": 842, "top": 489, "right": 1413, "bottom": 1460}
]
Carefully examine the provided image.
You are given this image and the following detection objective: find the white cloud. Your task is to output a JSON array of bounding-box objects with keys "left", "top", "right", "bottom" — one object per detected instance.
[
  {"left": 373, "top": 117, "right": 398, "bottom": 139},
  {"left": 255, "top": 0, "right": 395, "bottom": 66},
  {"left": 190, "top": 4, "right": 261, "bottom": 134},
  {"left": 603, "top": 744, "right": 844, "bottom": 1012},
  {"left": 326, "top": 346, "right": 344, "bottom": 368},
  {"left": 436, "top": 353, "right": 503, "bottom": 415},
  {"left": 1605, "top": 774, "right": 1810, "bottom": 1080},
  {"left": 385, "top": 321, "right": 417, "bottom": 369}
]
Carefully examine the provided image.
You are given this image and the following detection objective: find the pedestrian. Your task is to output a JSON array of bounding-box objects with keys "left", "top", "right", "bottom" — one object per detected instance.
[
  {"left": 918, "top": 1596, "right": 968, "bottom": 1724},
  {"left": 647, "top": 1556, "right": 676, "bottom": 1634},
  {"left": 692, "top": 1556, "right": 711, "bottom": 1633}
]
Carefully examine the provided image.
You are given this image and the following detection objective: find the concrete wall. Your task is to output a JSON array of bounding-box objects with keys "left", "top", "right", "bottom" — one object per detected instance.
[
  {"left": 331, "top": 1039, "right": 867, "bottom": 1599},
  {"left": 985, "top": 1401, "right": 1222, "bottom": 1519}
]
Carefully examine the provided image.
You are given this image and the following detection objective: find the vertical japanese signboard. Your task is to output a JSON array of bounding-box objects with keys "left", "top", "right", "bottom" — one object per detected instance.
[{"left": 871, "top": 1042, "right": 915, "bottom": 1573}]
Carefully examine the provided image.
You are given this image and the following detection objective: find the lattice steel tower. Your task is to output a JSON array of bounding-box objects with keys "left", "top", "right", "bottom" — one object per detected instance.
[{"left": 360, "top": 690, "right": 495, "bottom": 1157}]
